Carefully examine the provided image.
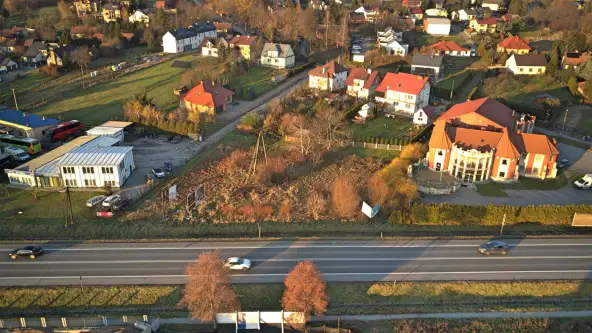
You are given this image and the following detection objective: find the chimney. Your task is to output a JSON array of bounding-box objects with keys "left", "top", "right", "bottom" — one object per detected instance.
[
  {"left": 367, "top": 68, "right": 372, "bottom": 74},
  {"left": 322, "top": 67, "right": 326, "bottom": 74}
]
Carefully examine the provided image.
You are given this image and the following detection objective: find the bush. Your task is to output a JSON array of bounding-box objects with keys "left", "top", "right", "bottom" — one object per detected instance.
[
  {"left": 331, "top": 176, "right": 361, "bottom": 218},
  {"left": 241, "top": 112, "right": 262, "bottom": 130}
]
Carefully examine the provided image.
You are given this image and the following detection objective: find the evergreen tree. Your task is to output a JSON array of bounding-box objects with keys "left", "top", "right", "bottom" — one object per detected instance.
[
  {"left": 547, "top": 45, "right": 560, "bottom": 77},
  {"left": 567, "top": 75, "right": 579, "bottom": 95}
]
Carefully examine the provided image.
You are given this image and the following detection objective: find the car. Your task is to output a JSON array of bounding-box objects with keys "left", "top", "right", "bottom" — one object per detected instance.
[
  {"left": 102, "top": 194, "right": 122, "bottom": 207},
  {"left": 164, "top": 160, "right": 173, "bottom": 172},
  {"left": 112, "top": 198, "right": 132, "bottom": 211},
  {"left": 557, "top": 158, "right": 570, "bottom": 169},
  {"left": 9, "top": 246, "right": 44, "bottom": 259},
  {"left": 86, "top": 195, "right": 107, "bottom": 208},
  {"left": 477, "top": 241, "right": 509, "bottom": 255},
  {"left": 152, "top": 168, "right": 165, "bottom": 178},
  {"left": 171, "top": 136, "right": 183, "bottom": 144},
  {"left": 224, "top": 257, "right": 251, "bottom": 271}
]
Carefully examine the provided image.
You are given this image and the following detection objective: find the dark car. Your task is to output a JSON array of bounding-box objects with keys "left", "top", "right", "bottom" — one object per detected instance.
[
  {"left": 478, "top": 241, "right": 509, "bottom": 255},
  {"left": 171, "top": 136, "right": 183, "bottom": 144},
  {"left": 112, "top": 198, "right": 132, "bottom": 211},
  {"left": 164, "top": 160, "right": 173, "bottom": 172},
  {"left": 9, "top": 246, "right": 44, "bottom": 259},
  {"left": 557, "top": 158, "right": 570, "bottom": 169}
]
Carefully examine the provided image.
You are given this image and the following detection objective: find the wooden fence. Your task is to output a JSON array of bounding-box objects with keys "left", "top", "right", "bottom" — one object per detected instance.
[{"left": 284, "top": 136, "right": 404, "bottom": 151}]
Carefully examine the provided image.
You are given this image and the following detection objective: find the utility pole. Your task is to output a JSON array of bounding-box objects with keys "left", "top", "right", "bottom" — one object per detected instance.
[
  {"left": 11, "top": 88, "right": 18, "bottom": 110},
  {"left": 561, "top": 107, "right": 569, "bottom": 135},
  {"left": 450, "top": 79, "right": 455, "bottom": 101},
  {"left": 500, "top": 213, "right": 506, "bottom": 235},
  {"left": 64, "top": 186, "right": 74, "bottom": 227}
]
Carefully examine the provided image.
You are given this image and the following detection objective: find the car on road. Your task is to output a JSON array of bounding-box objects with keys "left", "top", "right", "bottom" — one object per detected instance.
[
  {"left": 9, "top": 246, "right": 44, "bottom": 259},
  {"left": 557, "top": 158, "right": 570, "bottom": 169},
  {"left": 102, "top": 194, "right": 122, "bottom": 207},
  {"left": 477, "top": 241, "right": 509, "bottom": 255},
  {"left": 164, "top": 160, "right": 173, "bottom": 172},
  {"left": 171, "top": 136, "right": 183, "bottom": 144},
  {"left": 152, "top": 168, "right": 165, "bottom": 178},
  {"left": 224, "top": 257, "right": 251, "bottom": 271},
  {"left": 575, "top": 174, "right": 592, "bottom": 190},
  {"left": 86, "top": 195, "right": 106, "bottom": 208}
]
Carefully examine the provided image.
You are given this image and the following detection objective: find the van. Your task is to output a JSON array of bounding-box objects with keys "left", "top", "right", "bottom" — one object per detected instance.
[
  {"left": 86, "top": 195, "right": 107, "bottom": 208},
  {"left": 4, "top": 146, "right": 30, "bottom": 161}
]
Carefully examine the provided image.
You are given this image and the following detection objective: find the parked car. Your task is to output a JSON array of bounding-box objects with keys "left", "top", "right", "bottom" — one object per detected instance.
[
  {"left": 9, "top": 246, "right": 44, "bottom": 259},
  {"left": 575, "top": 174, "right": 592, "bottom": 190},
  {"left": 224, "top": 257, "right": 252, "bottom": 271},
  {"left": 4, "top": 146, "right": 30, "bottom": 162},
  {"left": 164, "top": 160, "right": 173, "bottom": 172},
  {"left": 112, "top": 198, "right": 132, "bottom": 211},
  {"left": 86, "top": 195, "right": 107, "bottom": 208},
  {"left": 173, "top": 86, "right": 188, "bottom": 96},
  {"left": 102, "top": 194, "right": 122, "bottom": 207},
  {"left": 477, "top": 241, "right": 509, "bottom": 255},
  {"left": 152, "top": 168, "right": 165, "bottom": 178},
  {"left": 171, "top": 136, "right": 183, "bottom": 144},
  {"left": 557, "top": 158, "right": 570, "bottom": 169}
]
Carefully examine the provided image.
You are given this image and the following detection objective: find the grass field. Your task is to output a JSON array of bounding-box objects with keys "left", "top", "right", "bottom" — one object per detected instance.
[
  {"left": 2, "top": 281, "right": 592, "bottom": 313},
  {"left": 341, "top": 146, "right": 400, "bottom": 160},
  {"left": 476, "top": 174, "right": 569, "bottom": 197},
  {"left": 351, "top": 116, "right": 413, "bottom": 141},
  {"left": 575, "top": 107, "right": 592, "bottom": 136},
  {"left": 227, "top": 66, "right": 279, "bottom": 100}
]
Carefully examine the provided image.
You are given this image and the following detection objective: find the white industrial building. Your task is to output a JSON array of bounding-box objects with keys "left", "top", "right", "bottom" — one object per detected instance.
[
  {"left": 58, "top": 146, "right": 135, "bottom": 188},
  {"left": 162, "top": 22, "right": 217, "bottom": 54},
  {"left": 86, "top": 126, "right": 124, "bottom": 142},
  {"left": 424, "top": 17, "right": 451, "bottom": 36}
]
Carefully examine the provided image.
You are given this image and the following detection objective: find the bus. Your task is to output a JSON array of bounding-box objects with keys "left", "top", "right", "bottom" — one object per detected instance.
[
  {"left": 0, "top": 135, "right": 42, "bottom": 154},
  {"left": 50, "top": 120, "right": 82, "bottom": 141}
]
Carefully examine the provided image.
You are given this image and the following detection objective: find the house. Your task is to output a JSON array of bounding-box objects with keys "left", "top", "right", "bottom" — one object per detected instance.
[
  {"left": 102, "top": 3, "right": 123, "bottom": 22},
  {"left": 402, "top": 0, "right": 422, "bottom": 8},
  {"left": 182, "top": 81, "right": 234, "bottom": 115},
  {"left": 377, "top": 27, "right": 403, "bottom": 46},
  {"left": 497, "top": 35, "right": 531, "bottom": 55},
  {"left": 353, "top": 5, "right": 380, "bottom": 22},
  {"left": 162, "top": 22, "right": 216, "bottom": 54},
  {"left": 424, "top": 17, "right": 451, "bottom": 35},
  {"left": 482, "top": 0, "right": 503, "bottom": 11},
  {"left": 562, "top": 52, "right": 591, "bottom": 70},
  {"left": 345, "top": 67, "right": 381, "bottom": 99},
  {"left": 506, "top": 54, "right": 547, "bottom": 75},
  {"left": 0, "top": 109, "right": 60, "bottom": 139},
  {"left": 413, "top": 106, "right": 437, "bottom": 126},
  {"left": 411, "top": 54, "right": 445, "bottom": 78},
  {"left": 383, "top": 40, "right": 409, "bottom": 56},
  {"left": 0, "top": 57, "right": 18, "bottom": 73},
  {"left": 425, "top": 8, "right": 448, "bottom": 17},
  {"left": 21, "top": 41, "right": 47, "bottom": 68},
  {"left": 375, "top": 72, "right": 431, "bottom": 114},
  {"left": 70, "top": 26, "right": 100, "bottom": 39},
  {"left": 308, "top": 60, "right": 349, "bottom": 91},
  {"left": 351, "top": 44, "right": 365, "bottom": 62},
  {"left": 200, "top": 37, "right": 229, "bottom": 57},
  {"left": 260, "top": 43, "right": 295, "bottom": 68},
  {"left": 214, "top": 22, "right": 233, "bottom": 38},
  {"left": 46, "top": 45, "right": 74, "bottom": 67},
  {"left": 410, "top": 7, "right": 423, "bottom": 20},
  {"left": 129, "top": 10, "right": 150, "bottom": 25},
  {"left": 73, "top": 0, "right": 100, "bottom": 17},
  {"left": 469, "top": 18, "right": 498, "bottom": 33},
  {"left": 427, "top": 41, "right": 470, "bottom": 56},
  {"left": 452, "top": 8, "right": 476, "bottom": 21},
  {"left": 349, "top": 12, "right": 366, "bottom": 24},
  {"left": 358, "top": 102, "right": 375, "bottom": 120},
  {"left": 426, "top": 97, "right": 558, "bottom": 182},
  {"left": 0, "top": 37, "right": 17, "bottom": 53},
  {"left": 229, "top": 35, "right": 257, "bottom": 60}
]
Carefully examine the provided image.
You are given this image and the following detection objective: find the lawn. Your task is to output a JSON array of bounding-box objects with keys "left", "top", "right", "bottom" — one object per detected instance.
[
  {"left": 476, "top": 174, "right": 569, "bottom": 197},
  {"left": 341, "top": 146, "right": 400, "bottom": 160},
  {"left": 575, "top": 107, "right": 592, "bottom": 136},
  {"left": 351, "top": 116, "right": 413, "bottom": 141},
  {"left": 0, "top": 71, "right": 52, "bottom": 105},
  {"left": 227, "top": 65, "right": 280, "bottom": 100},
  {"left": 433, "top": 69, "right": 473, "bottom": 100}
]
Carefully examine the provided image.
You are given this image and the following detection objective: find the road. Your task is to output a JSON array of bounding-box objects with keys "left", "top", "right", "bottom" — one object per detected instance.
[{"left": 1, "top": 239, "right": 592, "bottom": 286}]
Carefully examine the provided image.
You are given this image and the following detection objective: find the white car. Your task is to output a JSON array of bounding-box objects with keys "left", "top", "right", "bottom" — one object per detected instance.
[
  {"left": 86, "top": 195, "right": 106, "bottom": 208},
  {"left": 102, "top": 194, "right": 122, "bottom": 207},
  {"left": 224, "top": 257, "right": 251, "bottom": 271},
  {"left": 152, "top": 168, "right": 165, "bottom": 178}
]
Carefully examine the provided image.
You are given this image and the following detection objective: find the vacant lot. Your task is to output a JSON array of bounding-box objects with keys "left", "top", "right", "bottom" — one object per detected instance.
[{"left": 352, "top": 116, "right": 413, "bottom": 141}]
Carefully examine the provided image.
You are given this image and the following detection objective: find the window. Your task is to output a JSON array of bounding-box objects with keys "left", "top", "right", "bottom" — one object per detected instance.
[
  {"left": 84, "top": 179, "right": 97, "bottom": 186},
  {"left": 538, "top": 68, "right": 542, "bottom": 73},
  {"left": 65, "top": 179, "right": 77, "bottom": 187},
  {"left": 501, "top": 159, "right": 508, "bottom": 165},
  {"left": 101, "top": 167, "right": 114, "bottom": 174},
  {"left": 437, "top": 150, "right": 443, "bottom": 156},
  {"left": 62, "top": 167, "right": 75, "bottom": 174},
  {"left": 520, "top": 68, "right": 524, "bottom": 72},
  {"left": 528, "top": 68, "right": 533, "bottom": 72},
  {"left": 82, "top": 167, "right": 94, "bottom": 174},
  {"left": 498, "top": 171, "right": 506, "bottom": 178},
  {"left": 104, "top": 180, "right": 116, "bottom": 187}
]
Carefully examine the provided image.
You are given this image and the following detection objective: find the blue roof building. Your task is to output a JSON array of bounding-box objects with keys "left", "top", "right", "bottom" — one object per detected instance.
[{"left": 0, "top": 109, "right": 61, "bottom": 139}]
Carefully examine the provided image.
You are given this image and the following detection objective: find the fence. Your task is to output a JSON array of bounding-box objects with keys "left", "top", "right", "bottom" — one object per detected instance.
[{"left": 284, "top": 136, "right": 405, "bottom": 151}]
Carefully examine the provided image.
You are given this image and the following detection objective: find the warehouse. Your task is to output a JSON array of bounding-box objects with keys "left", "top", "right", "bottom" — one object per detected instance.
[
  {"left": 86, "top": 126, "right": 124, "bottom": 142},
  {"left": 0, "top": 109, "right": 60, "bottom": 140},
  {"left": 57, "top": 145, "right": 135, "bottom": 188}
]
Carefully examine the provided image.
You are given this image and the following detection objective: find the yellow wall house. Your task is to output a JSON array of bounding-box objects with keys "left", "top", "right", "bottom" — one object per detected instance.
[
  {"left": 229, "top": 35, "right": 257, "bottom": 60},
  {"left": 102, "top": 3, "right": 123, "bottom": 22},
  {"left": 470, "top": 18, "right": 498, "bottom": 33},
  {"left": 506, "top": 54, "right": 547, "bottom": 75},
  {"left": 182, "top": 81, "right": 235, "bottom": 116}
]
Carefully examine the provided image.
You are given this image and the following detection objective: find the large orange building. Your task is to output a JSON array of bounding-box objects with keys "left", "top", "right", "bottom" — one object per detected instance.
[{"left": 427, "top": 98, "right": 559, "bottom": 183}]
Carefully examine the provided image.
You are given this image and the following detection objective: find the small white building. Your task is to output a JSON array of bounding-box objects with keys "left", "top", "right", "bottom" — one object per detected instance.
[
  {"left": 358, "top": 102, "right": 376, "bottom": 119},
  {"left": 452, "top": 8, "right": 477, "bottom": 21},
  {"left": 58, "top": 146, "right": 135, "bottom": 188},
  {"left": 482, "top": 0, "right": 502, "bottom": 11},
  {"left": 425, "top": 8, "right": 448, "bottom": 17},
  {"left": 260, "top": 43, "right": 295, "bottom": 69},
  {"left": 162, "top": 22, "right": 217, "bottom": 54},
  {"left": 424, "top": 17, "right": 451, "bottom": 36},
  {"left": 86, "top": 126, "right": 124, "bottom": 143},
  {"left": 129, "top": 10, "right": 150, "bottom": 25},
  {"left": 383, "top": 40, "right": 408, "bottom": 56},
  {"left": 308, "top": 60, "right": 348, "bottom": 91},
  {"left": 413, "top": 106, "right": 437, "bottom": 126}
]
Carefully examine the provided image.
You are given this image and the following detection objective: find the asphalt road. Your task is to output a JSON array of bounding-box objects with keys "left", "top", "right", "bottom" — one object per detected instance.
[{"left": 1, "top": 239, "right": 592, "bottom": 286}]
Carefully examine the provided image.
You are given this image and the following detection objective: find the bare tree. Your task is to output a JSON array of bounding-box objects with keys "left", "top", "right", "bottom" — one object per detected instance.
[
  {"left": 178, "top": 251, "right": 241, "bottom": 320},
  {"left": 312, "top": 106, "right": 351, "bottom": 150},
  {"left": 331, "top": 176, "right": 360, "bottom": 218},
  {"left": 71, "top": 47, "right": 92, "bottom": 89},
  {"left": 282, "top": 261, "right": 329, "bottom": 315},
  {"left": 307, "top": 190, "right": 326, "bottom": 220}
]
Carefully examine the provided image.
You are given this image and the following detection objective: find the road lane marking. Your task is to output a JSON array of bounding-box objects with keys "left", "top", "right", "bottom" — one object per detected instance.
[{"left": 3, "top": 256, "right": 592, "bottom": 265}]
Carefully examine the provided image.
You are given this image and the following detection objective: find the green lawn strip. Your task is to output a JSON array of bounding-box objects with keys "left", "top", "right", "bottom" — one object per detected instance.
[
  {"left": 3, "top": 281, "right": 592, "bottom": 312},
  {"left": 476, "top": 174, "right": 569, "bottom": 197},
  {"left": 554, "top": 136, "right": 592, "bottom": 150},
  {"left": 351, "top": 117, "right": 413, "bottom": 141},
  {"left": 0, "top": 71, "right": 52, "bottom": 105}
]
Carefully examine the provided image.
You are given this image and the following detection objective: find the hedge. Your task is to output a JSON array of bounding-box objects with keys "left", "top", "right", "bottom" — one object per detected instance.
[{"left": 389, "top": 203, "right": 592, "bottom": 226}]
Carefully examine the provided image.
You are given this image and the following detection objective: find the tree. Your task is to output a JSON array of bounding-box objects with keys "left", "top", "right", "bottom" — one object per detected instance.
[
  {"left": 476, "top": 41, "right": 487, "bottom": 57},
  {"left": 57, "top": 0, "right": 75, "bottom": 21},
  {"left": 3, "top": 0, "right": 20, "bottom": 14},
  {"left": 178, "top": 251, "right": 240, "bottom": 320},
  {"left": 331, "top": 176, "right": 360, "bottom": 218},
  {"left": 307, "top": 190, "right": 326, "bottom": 220},
  {"left": 311, "top": 106, "right": 351, "bottom": 150},
  {"left": 368, "top": 174, "right": 391, "bottom": 206},
  {"left": 496, "top": 21, "right": 512, "bottom": 35},
  {"left": 71, "top": 47, "right": 92, "bottom": 89},
  {"left": 508, "top": 0, "right": 527, "bottom": 15},
  {"left": 282, "top": 261, "right": 329, "bottom": 316},
  {"left": 546, "top": 44, "right": 560, "bottom": 77},
  {"left": 567, "top": 75, "right": 578, "bottom": 95},
  {"left": 498, "top": 51, "right": 509, "bottom": 66},
  {"left": 562, "top": 30, "right": 588, "bottom": 52}
]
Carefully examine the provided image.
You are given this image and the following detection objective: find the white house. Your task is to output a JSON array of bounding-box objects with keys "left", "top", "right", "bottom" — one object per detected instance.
[
  {"left": 0, "top": 57, "right": 18, "bottom": 73},
  {"left": 424, "top": 17, "right": 451, "bottom": 36},
  {"left": 413, "top": 106, "right": 437, "bottom": 126},
  {"left": 482, "top": 0, "right": 502, "bottom": 11},
  {"left": 506, "top": 54, "right": 547, "bottom": 75},
  {"left": 58, "top": 146, "right": 135, "bottom": 188},
  {"left": 375, "top": 72, "right": 431, "bottom": 114},
  {"left": 260, "top": 43, "right": 295, "bottom": 69},
  {"left": 162, "top": 22, "right": 217, "bottom": 54},
  {"left": 384, "top": 40, "right": 408, "bottom": 56},
  {"left": 200, "top": 37, "right": 228, "bottom": 57},
  {"left": 354, "top": 5, "right": 380, "bottom": 22},
  {"left": 411, "top": 54, "right": 445, "bottom": 78},
  {"left": 129, "top": 10, "right": 149, "bottom": 25},
  {"left": 425, "top": 8, "right": 448, "bottom": 17},
  {"left": 308, "top": 60, "right": 348, "bottom": 91},
  {"left": 452, "top": 8, "right": 477, "bottom": 21},
  {"left": 358, "top": 102, "right": 375, "bottom": 120},
  {"left": 345, "top": 67, "right": 381, "bottom": 99}
]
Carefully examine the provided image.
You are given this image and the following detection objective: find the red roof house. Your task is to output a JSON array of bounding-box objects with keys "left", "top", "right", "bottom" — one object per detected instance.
[
  {"left": 427, "top": 41, "right": 470, "bottom": 56},
  {"left": 375, "top": 72, "right": 431, "bottom": 114},
  {"left": 497, "top": 36, "right": 531, "bottom": 54},
  {"left": 182, "top": 81, "right": 234, "bottom": 114},
  {"left": 345, "top": 68, "right": 381, "bottom": 99}
]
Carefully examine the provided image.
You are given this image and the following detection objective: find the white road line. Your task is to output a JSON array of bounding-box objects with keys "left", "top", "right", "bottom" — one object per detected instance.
[
  {"left": 0, "top": 270, "right": 589, "bottom": 280},
  {"left": 3, "top": 256, "right": 592, "bottom": 265}
]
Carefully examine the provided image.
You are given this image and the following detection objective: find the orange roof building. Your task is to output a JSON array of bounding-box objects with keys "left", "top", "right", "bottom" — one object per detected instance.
[
  {"left": 345, "top": 68, "right": 381, "bottom": 99},
  {"left": 182, "top": 81, "right": 234, "bottom": 115},
  {"left": 427, "top": 41, "right": 470, "bottom": 57},
  {"left": 375, "top": 72, "right": 431, "bottom": 114},
  {"left": 426, "top": 98, "right": 559, "bottom": 183},
  {"left": 497, "top": 35, "right": 531, "bottom": 55}
]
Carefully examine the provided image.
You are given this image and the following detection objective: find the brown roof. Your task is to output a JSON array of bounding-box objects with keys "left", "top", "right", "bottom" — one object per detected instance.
[
  {"left": 420, "top": 106, "right": 437, "bottom": 120},
  {"left": 214, "top": 22, "right": 232, "bottom": 30},
  {"left": 563, "top": 52, "right": 591, "bottom": 66},
  {"left": 428, "top": 41, "right": 469, "bottom": 53},
  {"left": 514, "top": 133, "right": 559, "bottom": 156},
  {"left": 344, "top": 68, "right": 380, "bottom": 89},
  {"left": 229, "top": 35, "right": 257, "bottom": 46},
  {"left": 24, "top": 38, "right": 34, "bottom": 47},
  {"left": 438, "top": 97, "right": 516, "bottom": 129},
  {"left": 448, "top": 126, "right": 504, "bottom": 152},
  {"left": 309, "top": 60, "right": 348, "bottom": 78},
  {"left": 71, "top": 26, "right": 98, "bottom": 36},
  {"left": 498, "top": 36, "right": 531, "bottom": 51},
  {"left": 512, "top": 54, "right": 547, "bottom": 67},
  {"left": 121, "top": 32, "right": 134, "bottom": 41},
  {"left": 429, "top": 120, "right": 453, "bottom": 150},
  {"left": 476, "top": 18, "right": 499, "bottom": 25}
]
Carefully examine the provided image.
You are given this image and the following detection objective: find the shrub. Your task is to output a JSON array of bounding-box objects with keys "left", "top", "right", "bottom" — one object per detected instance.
[
  {"left": 278, "top": 201, "right": 292, "bottom": 221},
  {"left": 368, "top": 174, "right": 391, "bottom": 206},
  {"left": 307, "top": 190, "right": 326, "bottom": 220},
  {"left": 400, "top": 143, "right": 428, "bottom": 162},
  {"left": 331, "top": 176, "right": 360, "bottom": 218},
  {"left": 240, "top": 112, "right": 262, "bottom": 130}
]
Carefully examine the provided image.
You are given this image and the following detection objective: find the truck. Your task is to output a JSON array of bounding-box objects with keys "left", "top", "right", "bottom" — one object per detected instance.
[
  {"left": 574, "top": 174, "right": 592, "bottom": 190},
  {"left": 4, "top": 146, "right": 30, "bottom": 162}
]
